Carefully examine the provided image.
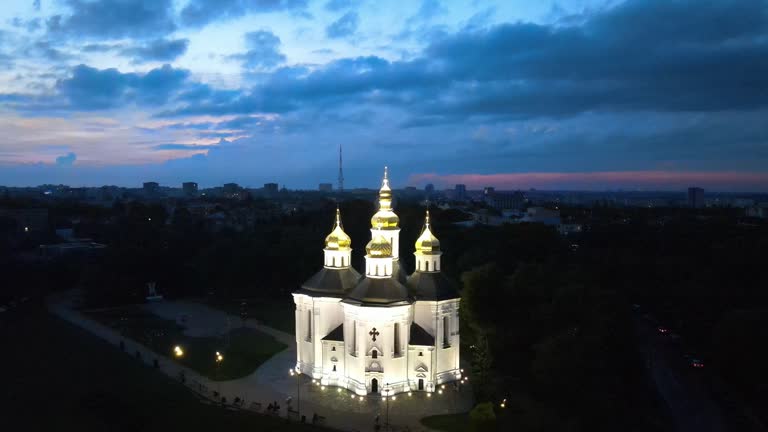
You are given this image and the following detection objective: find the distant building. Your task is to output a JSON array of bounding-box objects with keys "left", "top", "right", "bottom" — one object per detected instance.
[
  {"left": 264, "top": 183, "right": 279, "bottom": 195},
  {"left": 425, "top": 183, "right": 435, "bottom": 194},
  {"left": 485, "top": 190, "right": 525, "bottom": 210},
  {"left": 143, "top": 182, "right": 160, "bottom": 195},
  {"left": 454, "top": 184, "right": 467, "bottom": 201},
  {"left": 522, "top": 207, "right": 561, "bottom": 226},
  {"left": 688, "top": 187, "right": 705, "bottom": 208},
  {"left": 183, "top": 182, "right": 198, "bottom": 196},
  {"left": 483, "top": 187, "right": 495, "bottom": 197},
  {"left": 319, "top": 183, "right": 333, "bottom": 192}
]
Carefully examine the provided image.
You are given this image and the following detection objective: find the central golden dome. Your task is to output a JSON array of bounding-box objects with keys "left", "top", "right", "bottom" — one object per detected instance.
[
  {"left": 325, "top": 208, "right": 352, "bottom": 250},
  {"left": 415, "top": 211, "right": 440, "bottom": 254},
  {"left": 366, "top": 234, "right": 392, "bottom": 257},
  {"left": 371, "top": 166, "right": 400, "bottom": 229}
]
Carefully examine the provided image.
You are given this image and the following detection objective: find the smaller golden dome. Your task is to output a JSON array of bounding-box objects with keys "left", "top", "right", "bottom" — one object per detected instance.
[
  {"left": 371, "top": 166, "right": 400, "bottom": 229},
  {"left": 415, "top": 211, "right": 440, "bottom": 254},
  {"left": 371, "top": 210, "right": 400, "bottom": 229},
  {"left": 325, "top": 208, "right": 352, "bottom": 250},
  {"left": 366, "top": 234, "right": 392, "bottom": 257}
]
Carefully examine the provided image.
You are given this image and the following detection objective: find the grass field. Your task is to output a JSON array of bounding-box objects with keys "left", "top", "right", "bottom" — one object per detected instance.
[
  {"left": 210, "top": 297, "right": 296, "bottom": 333},
  {"left": 0, "top": 308, "right": 321, "bottom": 432},
  {"left": 420, "top": 412, "right": 470, "bottom": 432},
  {"left": 86, "top": 306, "right": 286, "bottom": 380}
]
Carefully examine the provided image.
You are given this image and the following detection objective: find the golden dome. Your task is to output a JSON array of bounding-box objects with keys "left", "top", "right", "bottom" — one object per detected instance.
[
  {"left": 325, "top": 208, "right": 352, "bottom": 250},
  {"left": 371, "top": 166, "right": 400, "bottom": 229},
  {"left": 415, "top": 210, "right": 440, "bottom": 254},
  {"left": 366, "top": 234, "right": 392, "bottom": 257}
]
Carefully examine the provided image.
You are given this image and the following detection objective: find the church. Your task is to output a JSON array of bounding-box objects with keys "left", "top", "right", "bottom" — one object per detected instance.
[{"left": 292, "top": 168, "right": 461, "bottom": 396}]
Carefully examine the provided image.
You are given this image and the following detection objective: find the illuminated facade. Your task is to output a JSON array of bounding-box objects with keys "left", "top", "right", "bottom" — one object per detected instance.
[{"left": 292, "top": 168, "right": 461, "bottom": 395}]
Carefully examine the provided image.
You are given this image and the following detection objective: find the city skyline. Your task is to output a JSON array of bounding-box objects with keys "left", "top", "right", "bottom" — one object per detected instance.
[{"left": 1, "top": 0, "right": 768, "bottom": 191}]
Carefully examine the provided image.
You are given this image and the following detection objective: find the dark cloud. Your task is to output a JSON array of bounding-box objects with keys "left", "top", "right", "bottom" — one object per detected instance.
[
  {"left": 324, "top": 0, "right": 359, "bottom": 12},
  {"left": 168, "top": 0, "right": 768, "bottom": 122},
  {"left": 230, "top": 31, "right": 286, "bottom": 69},
  {"left": 180, "top": 0, "right": 308, "bottom": 28},
  {"left": 47, "top": 0, "right": 176, "bottom": 39},
  {"left": 326, "top": 11, "right": 359, "bottom": 38},
  {"left": 120, "top": 38, "right": 189, "bottom": 63},
  {"left": 55, "top": 152, "right": 76, "bottom": 166},
  {"left": 56, "top": 64, "right": 190, "bottom": 109},
  {"left": 28, "top": 41, "right": 75, "bottom": 61}
]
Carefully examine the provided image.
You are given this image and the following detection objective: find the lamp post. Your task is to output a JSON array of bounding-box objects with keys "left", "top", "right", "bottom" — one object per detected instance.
[
  {"left": 384, "top": 384, "right": 391, "bottom": 431},
  {"left": 289, "top": 367, "right": 301, "bottom": 419},
  {"left": 215, "top": 351, "right": 224, "bottom": 396}
]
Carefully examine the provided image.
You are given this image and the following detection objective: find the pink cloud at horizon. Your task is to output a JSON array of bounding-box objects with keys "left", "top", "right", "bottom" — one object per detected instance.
[{"left": 408, "top": 171, "right": 768, "bottom": 192}]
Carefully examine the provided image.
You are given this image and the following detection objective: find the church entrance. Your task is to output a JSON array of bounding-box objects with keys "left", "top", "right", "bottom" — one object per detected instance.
[
  {"left": 371, "top": 378, "right": 379, "bottom": 394},
  {"left": 418, "top": 379, "right": 424, "bottom": 390}
]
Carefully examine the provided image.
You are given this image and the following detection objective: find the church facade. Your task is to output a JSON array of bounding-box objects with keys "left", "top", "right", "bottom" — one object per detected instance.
[{"left": 292, "top": 168, "right": 461, "bottom": 396}]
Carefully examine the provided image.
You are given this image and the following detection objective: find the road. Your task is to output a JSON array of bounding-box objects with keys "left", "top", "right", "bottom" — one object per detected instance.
[{"left": 634, "top": 315, "right": 725, "bottom": 432}]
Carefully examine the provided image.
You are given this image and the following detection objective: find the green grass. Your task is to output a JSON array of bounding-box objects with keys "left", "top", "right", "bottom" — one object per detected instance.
[
  {"left": 87, "top": 306, "right": 287, "bottom": 380},
  {"left": 0, "top": 309, "right": 323, "bottom": 432},
  {"left": 210, "top": 297, "right": 296, "bottom": 333},
  {"left": 420, "top": 413, "right": 471, "bottom": 432}
]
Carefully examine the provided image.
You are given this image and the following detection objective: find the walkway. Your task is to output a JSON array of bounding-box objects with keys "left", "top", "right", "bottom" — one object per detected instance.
[{"left": 48, "top": 292, "right": 473, "bottom": 432}]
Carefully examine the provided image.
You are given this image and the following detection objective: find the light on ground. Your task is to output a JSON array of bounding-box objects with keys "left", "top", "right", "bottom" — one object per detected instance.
[
  {"left": 427, "top": 393, "right": 432, "bottom": 398},
  {"left": 408, "top": 392, "right": 412, "bottom": 397}
]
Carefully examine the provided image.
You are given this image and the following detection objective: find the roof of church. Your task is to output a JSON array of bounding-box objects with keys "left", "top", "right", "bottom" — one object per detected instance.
[
  {"left": 409, "top": 322, "right": 435, "bottom": 346},
  {"left": 322, "top": 324, "right": 344, "bottom": 341},
  {"left": 406, "top": 271, "right": 460, "bottom": 301},
  {"left": 296, "top": 267, "right": 362, "bottom": 297},
  {"left": 342, "top": 277, "right": 412, "bottom": 307},
  {"left": 392, "top": 260, "right": 408, "bottom": 284}
]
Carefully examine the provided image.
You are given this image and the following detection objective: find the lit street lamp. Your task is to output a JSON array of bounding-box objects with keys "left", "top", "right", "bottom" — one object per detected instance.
[
  {"left": 289, "top": 367, "right": 301, "bottom": 419},
  {"left": 384, "top": 384, "right": 392, "bottom": 431},
  {"left": 173, "top": 345, "right": 184, "bottom": 358}
]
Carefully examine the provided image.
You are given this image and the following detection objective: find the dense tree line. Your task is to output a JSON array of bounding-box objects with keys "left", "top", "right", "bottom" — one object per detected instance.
[{"left": 3, "top": 196, "right": 767, "bottom": 431}]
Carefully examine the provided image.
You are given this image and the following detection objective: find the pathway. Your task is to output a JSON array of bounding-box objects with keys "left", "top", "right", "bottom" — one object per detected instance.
[{"left": 48, "top": 292, "right": 473, "bottom": 432}]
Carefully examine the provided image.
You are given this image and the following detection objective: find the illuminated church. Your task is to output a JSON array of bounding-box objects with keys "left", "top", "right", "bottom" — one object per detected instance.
[{"left": 292, "top": 168, "right": 461, "bottom": 395}]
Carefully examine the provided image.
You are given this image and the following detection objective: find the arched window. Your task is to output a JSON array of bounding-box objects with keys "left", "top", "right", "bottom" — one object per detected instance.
[
  {"left": 394, "top": 323, "right": 401, "bottom": 356},
  {"left": 442, "top": 316, "right": 449, "bottom": 347},
  {"left": 332, "top": 365, "right": 337, "bottom": 372},
  {"left": 425, "top": 261, "right": 430, "bottom": 271},
  {"left": 332, "top": 256, "right": 336, "bottom": 267},
  {"left": 372, "top": 349, "right": 378, "bottom": 359}
]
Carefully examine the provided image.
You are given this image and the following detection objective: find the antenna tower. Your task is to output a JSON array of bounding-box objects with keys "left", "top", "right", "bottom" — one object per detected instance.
[{"left": 338, "top": 144, "right": 344, "bottom": 193}]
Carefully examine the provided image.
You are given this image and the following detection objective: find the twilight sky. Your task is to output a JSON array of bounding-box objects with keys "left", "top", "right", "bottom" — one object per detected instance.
[{"left": 1, "top": 0, "right": 767, "bottom": 191}]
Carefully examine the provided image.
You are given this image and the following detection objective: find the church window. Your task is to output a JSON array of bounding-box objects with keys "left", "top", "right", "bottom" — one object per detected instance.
[
  {"left": 418, "top": 351, "right": 424, "bottom": 356},
  {"left": 372, "top": 349, "right": 378, "bottom": 359},
  {"left": 307, "top": 310, "right": 312, "bottom": 341},
  {"left": 331, "top": 346, "right": 336, "bottom": 351},
  {"left": 425, "top": 261, "right": 430, "bottom": 271},
  {"left": 332, "top": 256, "right": 336, "bottom": 267},
  {"left": 443, "top": 316, "right": 450, "bottom": 347},
  {"left": 394, "top": 323, "right": 401, "bottom": 356},
  {"left": 333, "top": 365, "right": 337, "bottom": 372}
]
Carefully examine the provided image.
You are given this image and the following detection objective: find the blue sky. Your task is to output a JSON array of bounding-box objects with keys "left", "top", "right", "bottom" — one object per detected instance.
[{"left": 1, "top": 0, "right": 767, "bottom": 191}]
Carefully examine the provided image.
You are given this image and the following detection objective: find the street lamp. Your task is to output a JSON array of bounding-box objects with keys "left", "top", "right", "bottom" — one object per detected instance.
[
  {"left": 174, "top": 345, "right": 184, "bottom": 358},
  {"left": 289, "top": 367, "right": 301, "bottom": 418},
  {"left": 384, "top": 383, "right": 392, "bottom": 431},
  {"left": 215, "top": 351, "right": 224, "bottom": 395}
]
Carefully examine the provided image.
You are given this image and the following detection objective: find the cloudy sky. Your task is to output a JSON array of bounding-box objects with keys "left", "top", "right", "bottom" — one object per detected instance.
[{"left": 1, "top": 0, "right": 767, "bottom": 191}]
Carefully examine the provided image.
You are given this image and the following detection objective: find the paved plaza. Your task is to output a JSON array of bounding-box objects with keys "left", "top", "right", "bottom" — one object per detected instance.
[{"left": 49, "top": 293, "right": 473, "bottom": 432}]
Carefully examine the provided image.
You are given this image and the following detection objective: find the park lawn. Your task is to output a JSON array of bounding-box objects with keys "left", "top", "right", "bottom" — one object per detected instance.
[
  {"left": 0, "top": 309, "right": 322, "bottom": 432},
  {"left": 420, "top": 413, "right": 471, "bottom": 432},
  {"left": 210, "top": 297, "right": 296, "bottom": 333},
  {"left": 86, "top": 306, "right": 286, "bottom": 380}
]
